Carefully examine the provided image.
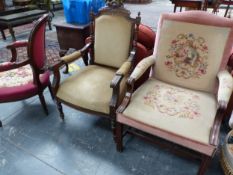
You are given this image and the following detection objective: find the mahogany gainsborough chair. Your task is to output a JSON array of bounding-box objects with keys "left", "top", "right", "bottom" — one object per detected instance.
[
  {"left": 0, "top": 14, "right": 53, "bottom": 127},
  {"left": 116, "top": 11, "right": 233, "bottom": 174},
  {"left": 50, "top": 2, "right": 140, "bottom": 139}
]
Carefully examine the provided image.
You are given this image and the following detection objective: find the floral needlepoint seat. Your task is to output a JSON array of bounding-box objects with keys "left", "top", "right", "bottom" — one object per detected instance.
[
  {"left": 0, "top": 14, "right": 53, "bottom": 127},
  {"left": 115, "top": 11, "right": 233, "bottom": 175}
]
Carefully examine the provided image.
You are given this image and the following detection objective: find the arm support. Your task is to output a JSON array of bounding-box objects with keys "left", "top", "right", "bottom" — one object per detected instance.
[
  {"left": 61, "top": 51, "right": 82, "bottom": 64},
  {"left": 50, "top": 43, "right": 91, "bottom": 95},
  {"left": 116, "top": 61, "right": 132, "bottom": 76},
  {"left": 6, "top": 40, "right": 28, "bottom": 49},
  {"left": 6, "top": 40, "right": 28, "bottom": 62},
  {"left": 0, "top": 60, "right": 29, "bottom": 72},
  {"left": 129, "top": 55, "right": 155, "bottom": 81},
  {"left": 217, "top": 70, "right": 233, "bottom": 109}
]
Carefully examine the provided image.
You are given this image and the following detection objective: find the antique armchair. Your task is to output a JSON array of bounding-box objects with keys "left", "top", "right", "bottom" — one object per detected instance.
[
  {"left": 50, "top": 2, "right": 140, "bottom": 139},
  {"left": 116, "top": 11, "right": 233, "bottom": 174},
  {"left": 0, "top": 14, "right": 53, "bottom": 127}
]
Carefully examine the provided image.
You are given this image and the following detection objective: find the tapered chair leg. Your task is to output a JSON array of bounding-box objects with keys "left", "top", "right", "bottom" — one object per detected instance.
[
  {"left": 197, "top": 155, "right": 211, "bottom": 175},
  {"left": 48, "top": 83, "right": 54, "bottom": 100},
  {"left": 38, "top": 93, "right": 49, "bottom": 115},
  {"left": 116, "top": 122, "right": 123, "bottom": 152},
  {"left": 56, "top": 100, "right": 64, "bottom": 121},
  {"left": 0, "top": 120, "right": 2, "bottom": 127}
]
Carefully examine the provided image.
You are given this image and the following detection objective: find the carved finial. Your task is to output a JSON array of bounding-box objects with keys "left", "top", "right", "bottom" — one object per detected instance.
[{"left": 105, "top": 0, "right": 124, "bottom": 7}]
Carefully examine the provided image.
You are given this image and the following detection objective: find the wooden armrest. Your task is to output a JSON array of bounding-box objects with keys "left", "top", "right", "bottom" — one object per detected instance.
[
  {"left": 6, "top": 40, "right": 28, "bottom": 49},
  {"left": 0, "top": 59, "right": 30, "bottom": 72},
  {"left": 6, "top": 40, "right": 28, "bottom": 62}
]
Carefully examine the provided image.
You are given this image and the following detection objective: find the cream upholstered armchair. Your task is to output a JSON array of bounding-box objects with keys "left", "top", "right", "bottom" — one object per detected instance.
[
  {"left": 50, "top": 2, "right": 140, "bottom": 139},
  {"left": 116, "top": 11, "right": 233, "bottom": 175}
]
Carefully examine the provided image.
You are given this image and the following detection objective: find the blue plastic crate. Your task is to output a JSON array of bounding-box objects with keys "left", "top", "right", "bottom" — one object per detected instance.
[{"left": 62, "top": 0, "right": 105, "bottom": 24}]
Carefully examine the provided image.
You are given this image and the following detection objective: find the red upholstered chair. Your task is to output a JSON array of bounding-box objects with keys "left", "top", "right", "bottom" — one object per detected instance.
[
  {"left": 0, "top": 14, "right": 53, "bottom": 127},
  {"left": 116, "top": 11, "right": 233, "bottom": 174}
]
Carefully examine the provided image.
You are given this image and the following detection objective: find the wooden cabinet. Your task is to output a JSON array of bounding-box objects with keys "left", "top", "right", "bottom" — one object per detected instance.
[{"left": 54, "top": 22, "right": 90, "bottom": 65}]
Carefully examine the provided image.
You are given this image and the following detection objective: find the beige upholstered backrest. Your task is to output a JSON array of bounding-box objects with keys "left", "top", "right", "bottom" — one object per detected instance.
[
  {"left": 94, "top": 14, "right": 133, "bottom": 68},
  {"left": 153, "top": 11, "right": 233, "bottom": 93}
]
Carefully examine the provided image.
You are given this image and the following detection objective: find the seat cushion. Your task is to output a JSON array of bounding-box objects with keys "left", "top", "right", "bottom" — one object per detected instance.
[
  {"left": 122, "top": 78, "right": 217, "bottom": 144},
  {"left": 0, "top": 64, "right": 50, "bottom": 102},
  {"left": 57, "top": 65, "right": 126, "bottom": 114}
]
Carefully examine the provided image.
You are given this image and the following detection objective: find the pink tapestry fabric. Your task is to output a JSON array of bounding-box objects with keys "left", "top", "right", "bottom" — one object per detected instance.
[{"left": 153, "top": 11, "right": 233, "bottom": 71}]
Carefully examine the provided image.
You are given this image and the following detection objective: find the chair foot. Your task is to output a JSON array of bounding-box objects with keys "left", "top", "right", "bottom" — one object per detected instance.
[
  {"left": 56, "top": 100, "right": 64, "bottom": 120},
  {"left": 0, "top": 120, "right": 2, "bottom": 127},
  {"left": 38, "top": 93, "right": 49, "bottom": 115},
  {"left": 197, "top": 155, "right": 211, "bottom": 175},
  {"left": 116, "top": 122, "right": 123, "bottom": 152}
]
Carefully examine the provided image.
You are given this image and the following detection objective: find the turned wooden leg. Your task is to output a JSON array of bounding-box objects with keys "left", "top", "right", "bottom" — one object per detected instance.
[
  {"left": 56, "top": 100, "right": 64, "bottom": 121},
  {"left": 47, "top": 16, "right": 52, "bottom": 30},
  {"left": 83, "top": 52, "right": 89, "bottom": 66},
  {"left": 38, "top": 93, "right": 49, "bottom": 115},
  {"left": 8, "top": 26, "right": 16, "bottom": 41},
  {"left": 197, "top": 155, "right": 211, "bottom": 175},
  {"left": 116, "top": 122, "right": 123, "bottom": 152},
  {"left": 0, "top": 29, "right": 6, "bottom": 40},
  {"left": 174, "top": 5, "right": 177, "bottom": 12},
  {"left": 225, "top": 4, "right": 230, "bottom": 17},
  {"left": 0, "top": 120, "right": 2, "bottom": 127}
]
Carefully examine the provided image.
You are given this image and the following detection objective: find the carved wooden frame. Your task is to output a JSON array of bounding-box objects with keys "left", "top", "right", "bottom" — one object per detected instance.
[{"left": 50, "top": 3, "right": 141, "bottom": 141}]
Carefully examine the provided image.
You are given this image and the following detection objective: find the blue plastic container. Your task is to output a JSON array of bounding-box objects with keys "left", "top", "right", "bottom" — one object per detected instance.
[
  {"left": 62, "top": 0, "right": 105, "bottom": 24},
  {"left": 91, "top": 0, "right": 105, "bottom": 14}
]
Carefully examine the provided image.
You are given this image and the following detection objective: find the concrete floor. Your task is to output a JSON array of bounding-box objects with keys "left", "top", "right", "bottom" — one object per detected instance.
[{"left": 0, "top": 0, "right": 229, "bottom": 174}]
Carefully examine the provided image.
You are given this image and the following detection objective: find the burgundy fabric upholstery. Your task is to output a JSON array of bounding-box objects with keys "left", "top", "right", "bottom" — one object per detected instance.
[
  {"left": 0, "top": 71, "right": 50, "bottom": 102},
  {"left": 0, "top": 62, "right": 14, "bottom": 72},
  {"left": 31, "top": 22, "right": 46, "bottom": 69},
  {"left": 0, "top": 14, "right": 50, "bottom": 104},
  {"left": 138, "top": 24, "right": 156, "bottom": 51},
  {"left": 7, "top": 40, "right": 28, "bottom": 48}
]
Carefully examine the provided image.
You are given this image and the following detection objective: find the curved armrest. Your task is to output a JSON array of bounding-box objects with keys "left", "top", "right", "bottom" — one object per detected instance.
[
  {"left": 6, "top": 40, "right": 28, "bottom": 49},
  {"left": 0, "top": 60, "right": 29, "bottom": 72},
  {"left": 217, "top": 70, "right": 233, "bottom": 109},
  {"left": 116, "top": 61, "right": 132, "bottom": 76},
  {"left": 6, "top": 40, "right": 29, "bottom": 62},
  {"left": 50, "top": 43, "right": 91, "bottom": 95},
  {"left": 129, "top": 55, "right": 155, "bottom": 82},
  {"left": 61, "top": 51, "right": 82, "bottom": 64},
  {"left": 110, "top": 61, "right": 132, "bottom": 110}
]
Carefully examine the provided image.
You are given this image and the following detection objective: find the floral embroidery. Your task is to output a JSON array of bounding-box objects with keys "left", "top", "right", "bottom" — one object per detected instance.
[
  {"left": 144, "top": 84, "right": 200, "bottom": 119},
  {"left": 0, "top": 64, "right": 33, "bottom": 88},
  {"left": 165, "top": 33, "right": 208, "bottom": 79}
]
